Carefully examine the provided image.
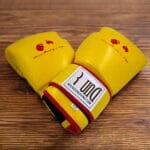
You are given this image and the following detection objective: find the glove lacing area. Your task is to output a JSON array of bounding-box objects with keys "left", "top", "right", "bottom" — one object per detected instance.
[{"left": 43, "top": 63, "right": 112, "bottom": 134}]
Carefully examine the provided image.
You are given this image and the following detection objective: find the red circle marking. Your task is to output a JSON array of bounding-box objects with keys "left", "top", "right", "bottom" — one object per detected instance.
[
  {"left": 111, "top": 39, "right": 120, "bottom": 44},
  {"left": 46, "top": 40, "right": 54, "bottom": 44},
  {"left": 36, "top": 44, "right": 44, "bottom": 51},
  {"left": 122, "top": 45, "right": 128, "bottom": 52}
]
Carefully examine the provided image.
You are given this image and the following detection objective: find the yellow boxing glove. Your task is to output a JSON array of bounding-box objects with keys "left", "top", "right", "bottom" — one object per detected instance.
[
  {"left": 5, "top": 32, "right": 74, "bottom": 96},
  {"left": 43, "top": 27, "right": 147, "bottom": 134}
]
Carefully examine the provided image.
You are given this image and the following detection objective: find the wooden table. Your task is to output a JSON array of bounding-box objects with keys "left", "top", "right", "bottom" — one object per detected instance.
[{"left": 0, "top": 0, "right": 149, "bottom": 149}]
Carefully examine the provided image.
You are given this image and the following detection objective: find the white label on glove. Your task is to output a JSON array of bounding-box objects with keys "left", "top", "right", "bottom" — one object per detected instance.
[{"left": 62, "top": 67, "right": 106, "bottom": 111}]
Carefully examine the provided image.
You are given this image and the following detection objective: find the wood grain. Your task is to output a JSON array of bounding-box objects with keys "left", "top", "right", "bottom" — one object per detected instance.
[{"left": 0, "top": 0, "right": 150, "bottom": 149}]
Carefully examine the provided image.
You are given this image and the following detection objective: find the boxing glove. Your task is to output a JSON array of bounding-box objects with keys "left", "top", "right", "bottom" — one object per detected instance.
[
  {"left": 43, "top": 27, "right": 147, "bottom": 134},
  {"left": 5, "top": 32, "right": 74, "bottom": 96}
]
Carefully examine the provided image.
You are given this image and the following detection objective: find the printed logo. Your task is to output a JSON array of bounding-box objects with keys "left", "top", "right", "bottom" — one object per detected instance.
[
  {"left": 62, "top": 67, "right": 106, "bottom": 111},
  {"left": 101, "top": 38, "right": 129, "bottom": 63},
  {"left": 33, "top": 40, "right": 64, "bottom": 59}
]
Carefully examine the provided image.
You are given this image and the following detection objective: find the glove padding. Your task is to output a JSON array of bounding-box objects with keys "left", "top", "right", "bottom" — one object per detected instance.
[
  {"left": 5, "top": 32, "right": 74, "bottom": 96},
  {"left": 43, "top": 27, "right": 147, "bottom": 134}
]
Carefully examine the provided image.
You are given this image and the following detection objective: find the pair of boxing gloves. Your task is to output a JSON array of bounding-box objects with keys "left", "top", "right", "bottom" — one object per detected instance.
[{"left": 5, "top": 27, "right": 147, "bottom": 134}]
